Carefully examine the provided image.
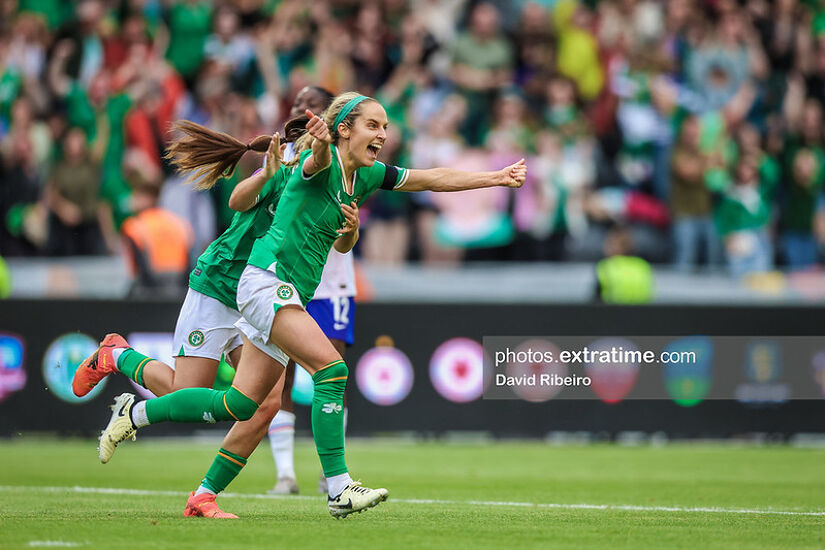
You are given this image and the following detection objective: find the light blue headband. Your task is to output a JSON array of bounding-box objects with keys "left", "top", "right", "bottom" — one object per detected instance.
[{"left": 333, "top": 95, "right": 370, "bottom": 130}]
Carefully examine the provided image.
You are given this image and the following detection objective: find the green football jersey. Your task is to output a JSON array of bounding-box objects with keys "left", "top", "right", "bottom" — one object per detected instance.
[
  {"left": 248, "top": 144, "right": 408, "bottom": 304},
  {"left": 189, "top": 166, "right": 293, "bottom": 309}
]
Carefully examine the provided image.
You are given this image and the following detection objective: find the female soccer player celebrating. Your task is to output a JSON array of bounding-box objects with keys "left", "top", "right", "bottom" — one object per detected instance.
[{"left": 95, "top": 91, "right": 527, "bottom": 518}]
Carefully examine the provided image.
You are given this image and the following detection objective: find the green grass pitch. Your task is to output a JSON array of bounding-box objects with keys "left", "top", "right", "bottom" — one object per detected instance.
[{"left": 1, "top": 438, "right": 824, "bottom": 549}]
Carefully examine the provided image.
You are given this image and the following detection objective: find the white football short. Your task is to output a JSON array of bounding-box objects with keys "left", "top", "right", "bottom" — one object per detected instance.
[
  {"left": 173, "top": 288, "right": 243, "bottom": 364},
  {"left": 234, "top": 263, "right": 299, "bottom": 367}
]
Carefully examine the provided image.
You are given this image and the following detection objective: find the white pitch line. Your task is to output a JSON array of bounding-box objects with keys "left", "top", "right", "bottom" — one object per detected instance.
[{"left": 1, "top": 485, "right": 824, "bottom": 517}]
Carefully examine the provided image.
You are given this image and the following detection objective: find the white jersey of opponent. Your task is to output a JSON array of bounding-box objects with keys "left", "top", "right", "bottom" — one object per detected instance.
[
  {"left": 313, "top": 248, "right": 356, "bottom": 299},
  {"left": 268, "top": 142, "right": 356, "bottom": 300}
]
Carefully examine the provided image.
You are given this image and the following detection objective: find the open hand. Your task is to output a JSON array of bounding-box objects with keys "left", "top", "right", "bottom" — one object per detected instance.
[{"left": 263, "top": 132, "right": 281, "bottom": 179}]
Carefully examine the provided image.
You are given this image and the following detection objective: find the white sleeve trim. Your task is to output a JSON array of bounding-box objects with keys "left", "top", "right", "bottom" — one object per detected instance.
[
  {"left": 301, "top": 154, "right": 330, "bottom": 180},
  {"left": 393, "top": 168, "right": 410, "bottom": 190}
]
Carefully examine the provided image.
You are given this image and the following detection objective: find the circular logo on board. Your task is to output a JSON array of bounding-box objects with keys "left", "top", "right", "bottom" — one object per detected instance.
[
  {"left": 356, "top": 347, "right": 414, "bottom": 406},
  {"left": 43, "top": 333, "right": 106, "bottom": 404},
  {"left": 505, "top": 339, "right": 568, "bottom": 402},
  {"left": 291, "top": 363, "right": 314, "bottom": 406},
  {"left": 277, "top": 284, "right": 294, "bottom": 300},
  {"left": 429, "top": 338, "right": 489, "bottom": 403}
]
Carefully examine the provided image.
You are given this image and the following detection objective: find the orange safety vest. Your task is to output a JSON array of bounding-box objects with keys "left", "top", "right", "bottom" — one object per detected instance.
[{"left": 121, "top": 207, "right": 193, "bottom": 276}]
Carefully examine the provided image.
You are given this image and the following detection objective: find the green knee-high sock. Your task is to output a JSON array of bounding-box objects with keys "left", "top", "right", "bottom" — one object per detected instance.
[
  {"left": 144, "top": 386, "right": 258, "bottom": 425},
  {"left": 116, "top": 349, "right": 152, "bottom": 387},
  {"left": 201, "top": 448, "right": 247, "bottom": 494},
  {"left": 311, "top": 360, "right": 349, "bottom": 477}
]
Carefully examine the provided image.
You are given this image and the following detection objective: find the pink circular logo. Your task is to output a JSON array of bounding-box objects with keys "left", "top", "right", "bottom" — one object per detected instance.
[
  {"left": 429, "top": 338, "right": 489, "bottom": 403},
  {"left": 356, "top": 347, "right": 414, "bottom": 406}
]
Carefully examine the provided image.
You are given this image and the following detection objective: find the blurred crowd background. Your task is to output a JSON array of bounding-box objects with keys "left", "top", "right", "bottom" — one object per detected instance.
[{"left": 2, "top": 0, "right": 825, "bottom": 285}]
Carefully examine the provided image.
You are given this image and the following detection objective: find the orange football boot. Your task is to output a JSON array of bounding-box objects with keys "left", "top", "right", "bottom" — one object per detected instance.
[
  {"left": 183, "top": 492, "right": 239, "bottom": 518},
  {"left": 72, "top": 333, "right": 130, "bottom": 397}
]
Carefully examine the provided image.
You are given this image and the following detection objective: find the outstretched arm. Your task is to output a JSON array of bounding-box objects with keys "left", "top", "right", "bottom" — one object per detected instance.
[
  {"left": 228, "top": 133, "right": 282, "bottom": 212},
  {"left": 400, "top": 159, "right": 527, "bottom": 192}
]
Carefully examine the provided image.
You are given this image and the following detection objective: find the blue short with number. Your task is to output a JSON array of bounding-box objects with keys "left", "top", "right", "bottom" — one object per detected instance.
[{"left": 306, "top": 296, "right": 355, "bottom": 345}]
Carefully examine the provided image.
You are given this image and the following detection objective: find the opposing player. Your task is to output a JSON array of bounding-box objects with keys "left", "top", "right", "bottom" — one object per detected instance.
[{"left": 93, "top": 92, "right": 527, "bottom": 518}]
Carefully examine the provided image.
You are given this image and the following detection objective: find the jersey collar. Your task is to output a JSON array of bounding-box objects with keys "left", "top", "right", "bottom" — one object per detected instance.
[{"left": 331, "top": 144, "right": 357, "bottom": 197}]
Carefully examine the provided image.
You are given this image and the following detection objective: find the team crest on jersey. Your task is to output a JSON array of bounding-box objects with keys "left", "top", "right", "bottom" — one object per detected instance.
[
  {"left": 188, "top": 330, "right": 205, "bottom": 347},
  {"left": 277, "top": 284, "right": 294, "bottom": 300}
]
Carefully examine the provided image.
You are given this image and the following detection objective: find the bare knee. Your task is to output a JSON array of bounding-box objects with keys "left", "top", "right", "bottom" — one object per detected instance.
[
  {"left": 255, "top": 390, "right": 282, "bottom": 424},
  {"left": 239, "top": 389, "right": 281, "bottom": 431},
  {"left": 172, "top": 357, "right": 219, "bottom": 391}
]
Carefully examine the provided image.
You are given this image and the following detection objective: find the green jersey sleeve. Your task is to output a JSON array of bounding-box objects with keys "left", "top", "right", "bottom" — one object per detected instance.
[
  {"left": 257, "top": 164, "right": 290, "bottom": 205},
  {"left": 298, "top": 148, "right": 332, "bottom": 182}
]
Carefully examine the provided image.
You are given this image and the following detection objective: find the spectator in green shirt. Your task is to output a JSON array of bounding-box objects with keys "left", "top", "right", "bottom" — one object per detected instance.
[
  {"left": 164, "top": 0, "right": 212, "bottom": 86},
  {"left": 715, "top": 155, "right": 773, "bottom": 277}
]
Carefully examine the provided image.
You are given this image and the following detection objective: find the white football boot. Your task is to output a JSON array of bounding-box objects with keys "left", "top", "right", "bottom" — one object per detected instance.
[
  {"left": 98, "top": 393, "right": 137, "bottom": 463},
  {"left": 327, "top": 481, "right": 389, "bottom": 518}
]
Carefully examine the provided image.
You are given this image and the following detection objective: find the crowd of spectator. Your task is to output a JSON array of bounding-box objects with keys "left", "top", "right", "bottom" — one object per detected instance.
[{"left": 2, "top": 0, "right": 825, "bottom": 281}]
